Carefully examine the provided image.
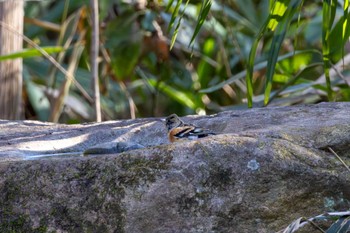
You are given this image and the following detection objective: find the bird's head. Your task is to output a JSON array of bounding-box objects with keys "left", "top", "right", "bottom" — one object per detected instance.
[{"left": 164, "top": 114, "right": 184, "bottom": 131}]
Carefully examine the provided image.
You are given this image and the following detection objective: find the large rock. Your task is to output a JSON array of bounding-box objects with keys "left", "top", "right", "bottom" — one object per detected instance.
[{"left": 0, "top": 102, "right": 349, "bottom": 232}]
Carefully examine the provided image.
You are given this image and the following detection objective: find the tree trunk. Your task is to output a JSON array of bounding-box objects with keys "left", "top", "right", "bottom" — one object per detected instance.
[{"left": 0, "top": 1, "right": 24, "bottom": 119}]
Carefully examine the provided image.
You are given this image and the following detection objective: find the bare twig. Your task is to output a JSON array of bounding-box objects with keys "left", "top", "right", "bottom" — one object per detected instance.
[
  {"left": 0, "top": 20, "right": 93, "bottom": 103},
  {"left": 0, "top": 0, "right": 46, "bottom": 1},
  {"left": 328, "top": 147, "right": 350, "bottom": 173},
  {"left": 310, "top": 53, "right": 350, "bottom": 87},
  {"left": 280, "top": 211, "right": 350, "bottom": 233},
  {"left": 24, "top": 17, "right": 60, "bottom": 32},
  {"left": 119, "top": 81, "right": 137, "bottom": 119},
  {"left": 306, "top": 219, "right": 326, "bottom": 233},
  {"left": 49, "top": 34, "right": 85, "bottom": 122},
  {"left": 48, "top": 7, "right": 82, "bottom": 88},
  {"left": 100, "top": 44, "right": 137, "bottom": 119},
  {"left": 90, "top": 0, "right": 101, "bottom": 122},
  {"left": 330, "top": 61, "right": 350, "bottom": 86}
]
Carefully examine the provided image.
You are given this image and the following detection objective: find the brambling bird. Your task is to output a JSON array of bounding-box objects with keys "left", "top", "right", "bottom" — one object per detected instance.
[{"left": 164, "top": 114, "right": 215, "bottom": 143}]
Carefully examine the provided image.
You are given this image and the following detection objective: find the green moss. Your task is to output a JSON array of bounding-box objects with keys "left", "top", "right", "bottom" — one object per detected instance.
[
  {"left": 204, "top": 166, "right": 234, "bottom": 191},
  {"left": 0, "top": 214, "right": 26, "bottom": 232},
  {"left": 213, "top": 207, "right": 241, "bottom": 231},
  {"left": 84, "top": 223, "right": 108, "bottom": 233},
  {"left": 35, "top": 225, "right": 48, "bottom": 233},
  {"left": 116, "top": 153, "right": 172, "bottom": 187},
  {"left": 0, "top": 180, "right": 40, "bottom": 232},
  {"left": 176, "top": 195, "right": 201, "bottom": 216},
  {"left": 0, "top": 209, "right": 48, "bottom": 233},
  {"left": 0, "top": 151, "right": 173, "bottom": 233}
]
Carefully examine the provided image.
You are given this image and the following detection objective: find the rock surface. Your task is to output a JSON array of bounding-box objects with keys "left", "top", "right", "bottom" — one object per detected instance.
[{"left": 0, "top": 102, "right": 350, "bottom": 232}]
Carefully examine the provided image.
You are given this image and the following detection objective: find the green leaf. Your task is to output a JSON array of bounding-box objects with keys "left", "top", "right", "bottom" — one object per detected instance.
[
  {"left": 211, "top": 2, "right": 258, "bottom": 34},
  {"left": 342, "top": 0, "right": 349, "bottom": 53},
  {"left": 23, "top": 69, "right": 50, "bottom": 121},
  {"left": 105, "top": 13, "right": 140, "bottom": 48},
  {"left": 167, "top": 0, "right": 182, "bottom": 33},
  {"left": 245, "top": 0, "right": 304, "bottom": 107},
  {"left": 273, "top": 74, "right": 290, "bottom": 83},
  {"left": 203, "top": 50, "right": 318, "bottom": 94},
  {"left": 264, "top": 0, "right": 302, "bottom": 106},
  {"left": 267, "top": 0, "right": 289, "bottom": 31},
  {"left": 268, "top": 62, "right": 323, "bottom": 104},
  {"left": 197, "top": 37, "right": 216, "bottom": 87},
  {"left": 234, "top": 0, "right": 258, "bottom": 25},
  {"left": 166, "top": 0, "right": 176, "bottom": 12},
  {"left": 105, "top": 14, "right": 143, "bottom": 79},
  {"left": 322, "top": 0, "right": 337, "bottom": 101},
  {"left": 245, "top": 0, "right": 285, "bottom": 107},
  {"left": 189, "top": 0, "right": 212, "bottom": 47},
  {"left": 329, "top": 14, "right": 350, "bottom": 57},
  {"left": 111, "top": 42, "right": 142, "bottom": 79},
  {"left": 326, "top": 216, "right": 350, "bottom": 233},
  {"left": 25, "top": 0, "right": 87, "bottom": 38},
  {"left": 328, "top": 1, "right": 350, "bottom": 60},
  {"left": 147, "top": 79, "right": 196, "bottom": 109},
  {"left": 0, "top": 46, "right": 64, "bottom": 61},
  {"left": 168, "top": 0, "right": 191, "bottom": 50}
]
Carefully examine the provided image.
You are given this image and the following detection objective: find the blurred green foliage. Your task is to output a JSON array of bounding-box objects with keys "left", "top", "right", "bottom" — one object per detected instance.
[{"left": 11, "top": 0, "right": 350, "bottom": 122}]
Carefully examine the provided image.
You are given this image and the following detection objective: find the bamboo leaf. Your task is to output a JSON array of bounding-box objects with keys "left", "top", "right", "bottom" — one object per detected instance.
[
  {"left": 268, "top": 62, "right": 323, "bottom": 104},
  {"left": 264, "top": 0, "right": 302, "bottom": 105},
  {"left": 147, "top": 79, "right": 196, "bottom": 109},
  {"left": 169, "top": 13, "right": 182, "bottom": 50},
  {"left": 280, "top": 211, "right": 350, "bottom": 233},
  {"left": 166, "top": 0, "right": 175, "bottom": 12},
  {"left": 326, "top": 216, "right": 350, "bottom": 233},
  {"left": 211, "top": 2, "right": 257, "bottom": 33},
  {"left": 197, "top": 37, "right": 216, "bottom": 87},
  {"left": 167, "top": 0, "right": 182, "bottom": 33},
  {"left": 111, "top": 42, "right": 142, "bottom": 79},
  {"left": 202, "top": 50, "right": 318, "bottom": 93},
  {"left": 264, "top": 31, "right": 286, "bottom": 105},
  {"left": 233, "top": 0, "right": 257, "bottom": 25},
  {"left": 267, "top": 0, "right": 289, "bottom": 31},
  {"left": 189, "top": 0, "right": 212, "bottom": 47},
  {"left": 245, "top": 14, "right": 272, "bottom": 107},
  {"left": 0, "top": 46, "right": 64, "bottom": 61},
  {"left": 342, "top": 0, "right": 349, "bottom": 60},
  {"left": 328, "top": 13, "right": 350, "bottom": 56},
  {"left": 245, "top": 0, "right": 293, "bottom": 107},
  {"left": 168, "top": 0, "right": 191, "bottom": 50},
  {"left": 322, "top": 0, "right": 337, "bottom": 101}
]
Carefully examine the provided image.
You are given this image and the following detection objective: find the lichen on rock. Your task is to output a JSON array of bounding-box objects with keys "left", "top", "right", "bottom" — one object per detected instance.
[{"left": 0, "top": 102, "right": 350, "bottom": 232}]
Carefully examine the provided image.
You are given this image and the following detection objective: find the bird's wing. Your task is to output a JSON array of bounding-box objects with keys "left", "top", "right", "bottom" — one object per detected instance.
[{"left": 171, "top": 124, "right": 215, "bottom": 140}]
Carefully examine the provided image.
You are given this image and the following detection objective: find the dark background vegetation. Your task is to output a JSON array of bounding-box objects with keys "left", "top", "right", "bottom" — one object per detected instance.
[{"left": 2, "top": 0, "right": 350, "bottom": 123}]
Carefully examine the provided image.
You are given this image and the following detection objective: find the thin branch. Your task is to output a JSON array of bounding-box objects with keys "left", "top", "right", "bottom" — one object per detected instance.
[
  {"left": 328, "top": 147, "right": 350, "bottom": 173},
  {"left": 100, "top": 44, "right": 137, "bottom": 119},
  {"left": 49, "top": 38, "right": 85, "bottom": 122},
  {"left": 118, "top": 81, "right": 137, "bottom": 119},
  {"left": 0, "top": 20, "right": 93, "bottom": 103},
  {"left": 306, "top": 219, "right": 326, "bottom": 233},
  {"left": 90, "top": 0, "right": 101, "bottom": 122}
]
